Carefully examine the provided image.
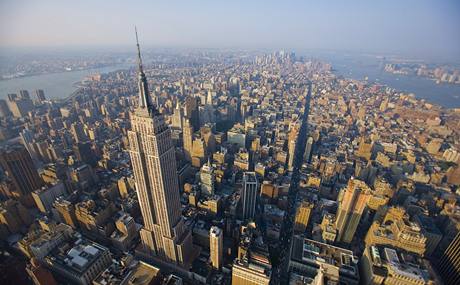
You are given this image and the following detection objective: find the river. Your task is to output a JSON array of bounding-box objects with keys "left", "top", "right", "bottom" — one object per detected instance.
[
  {"left": 0, "top": 63, "right": 133, "bottom": 100},
  {"left": 307, "top": 51, "right": 460, "bottom": 108},
  {"left": 1, "top": 53, "right": 459, "bottom": 108}
]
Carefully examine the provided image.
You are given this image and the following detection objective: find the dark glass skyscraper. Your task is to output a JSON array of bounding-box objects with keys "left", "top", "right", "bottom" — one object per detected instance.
[{"left": 438, "top": 231, "right": 460, "bottom": 285}]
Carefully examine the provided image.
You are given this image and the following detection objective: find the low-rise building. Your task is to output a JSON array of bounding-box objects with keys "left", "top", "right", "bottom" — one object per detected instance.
[
  {"left": 45, "top": 239, "right": 111, "bottom": 285},
  {"left": 360, "top": 245, "right": 441, "bottom": 285},
  {"left": 288, "top": 236, "right": 359, "bottom": 284}
]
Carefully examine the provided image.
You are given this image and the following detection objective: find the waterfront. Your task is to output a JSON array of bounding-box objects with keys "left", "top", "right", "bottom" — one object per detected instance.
[
  {"left": 0, "top": 63, "right": 133, "bottom": 100},
  {"left": 312, "top": 52, "right": 460, "bottom": 108},
  {"left": 1, "top": 52, "right": 459, "bottom": 108}
]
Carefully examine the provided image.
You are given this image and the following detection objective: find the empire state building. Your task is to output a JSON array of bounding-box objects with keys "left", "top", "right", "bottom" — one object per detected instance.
[{"left": 128, "top": 29, "right": 193, "bottom": 266}]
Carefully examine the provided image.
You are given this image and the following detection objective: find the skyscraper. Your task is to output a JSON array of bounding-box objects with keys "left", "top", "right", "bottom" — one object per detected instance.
[
  {"left": 19, "top": 90, "right": 30, "bottom": 99},
  {"left": 171, "top": 101, "right": 183, "bottom": 130},
  {"left": 287, "top": 124, "right": 298, "bottom": 171},
  {"left": 242, "top": 172, "right": 258, "bottom": 221},
  {"left": 293, "top": 200, "right": 314, "bottom": 233},
  {"left": 53, "top": 197, "right": 78, "bottom": 229},
  {"left": 184, "top": 96, "right": 199, "bottom": 131},
  {"left": 200, "top": 159, "right": 215, "bottom": 196},
  {"left": 232, "top": 252, "right": 271, "bottom": 285},
  {"left": 438, "top": 231, "right": 460, "bottom": 285},
  {"left": 182, "top": 118, "right": 193, "bottom": 162},
  {"left": 0, "top": 144, "right": 43, "bottom": 205},
  {"left": 7, "top": 94, "right": 34, "bottom": 118},
  {"left": 70, "top": 122, "right": 88, "bottom": 143},
  {"left": 20, "top": 129, "right": 39, "bottom": 163},
  {"left": 209, "top": 226, "right": 223, "bottom": 270},
  {"left": 303, "top": 136, "right": 314, "bottom": 163},
  {"left": 335, "top": 178, "right": 371, "bottom": 243},
  {"left": 34, "top": 89, "right": 46, "bottom": 103},
  {"left": 128, "top": 28, "right": 193, "bottom": 266}
]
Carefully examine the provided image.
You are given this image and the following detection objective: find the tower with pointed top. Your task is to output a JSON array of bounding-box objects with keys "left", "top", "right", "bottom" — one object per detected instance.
[
  {"left": 128, "top": 28, "right": 193, "bottom": 266},
  {"left": 135, "top": 27, "right": 152, "bottom": 110},
  {"left": 171, "top": 100, "right": 183, "bottom": 130},
  {"left": 200, "top": 158, "right": 215, "bottom": 196}
]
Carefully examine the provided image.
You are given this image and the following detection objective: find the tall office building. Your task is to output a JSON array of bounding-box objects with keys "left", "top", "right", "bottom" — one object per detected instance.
[
  {"left": 184, "top": 96, "right": 199, "bottom": 131},
  {"left": 232, "top": 251, "right": 271, "bottom": 285},
  {"left": 182, "top": 118, "right": 193, "bottom": 162},
  {"left": 53, "top": 197, "right": 78, "bottom": 229},
  {"left": 73, "top": 142, "right": 96, "bottom": 166},
  {"left": 209, "top": 226, "right": 223, "bottom": 270},
  {"left": 7, "top": 94, "right": 34, "bottom": 118},
  {"left": 287, "top": 125, "right": 298, "bottom": 171},
  {"left": 242, "top": 172, "right": 258, "bottom": 221},
  {"left": 0, "top": 99, "right": 11, "bottom": 117},
  {"left": 20, "top": 129, "right": 39, "bottom": 163},
  {"left": 70, "top": 122, "right": 88, "bottom": 143},
  {"left": 128, "top": 29, "right": 193, "bottom": 267},
  {"left": 335, "top": 178, "right": 371, "bottom": 243},
  {"left": 0, "top": 199, "right": 33, "bottom": 235},
  {"left": 19, "top": 90, "right": 30, "bottom": 99},
  {"left": 35, "top": 89, "right": 46, "bottom": 103},
  {"left": 293, "top": 200, "right": 314, "bottom": 233},
  {"left": 171, "top": 101, "right": 183, "bottom": 130},
  {"left": 303, "top": 136, "right": 314, "bottom": 163},
  {"left": 438, "top": 231, "right": 460, "bottom": 285},
  {"left": 0, "top": 144, "right": 43, "bottom": 205},
  {"left": 200, "top": 159, "right": 215, "bottom": 196}
]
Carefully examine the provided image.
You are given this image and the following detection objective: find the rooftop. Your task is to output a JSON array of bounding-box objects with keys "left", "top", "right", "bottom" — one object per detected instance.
[
  {"left": 290, "top": 236, "right": 358, "bottom": 279},
  {"left": 46, "top": 239, "right": 108, "bottom": 274},
  {"left": 367, "top": 245, "right": 437, "bottom": 283},
  {"left": 243, "top": 172, "right": 257, "bottom": 183}
]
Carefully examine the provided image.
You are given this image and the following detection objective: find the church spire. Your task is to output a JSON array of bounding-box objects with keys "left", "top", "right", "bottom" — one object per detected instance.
[{"left": 135, "top": 27, "right": 153, "bottom": 110}]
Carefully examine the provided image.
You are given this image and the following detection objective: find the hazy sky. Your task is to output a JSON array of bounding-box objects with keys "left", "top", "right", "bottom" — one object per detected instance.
[{"left": 1, "top": 0, "right": 459, "bottom": 59}]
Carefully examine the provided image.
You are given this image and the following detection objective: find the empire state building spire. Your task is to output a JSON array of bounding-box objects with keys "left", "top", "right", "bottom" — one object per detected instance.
[
  {"left": 135, "top": 27, "right": 153, "bottom": 110},
  {"left": 128, "top": 27, "right": 194, "bottom": 267}
]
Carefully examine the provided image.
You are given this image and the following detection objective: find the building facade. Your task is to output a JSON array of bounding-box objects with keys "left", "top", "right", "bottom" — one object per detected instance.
[
  {"left": 128, "top": 30, "right": 193, "bottom": 267},
  {"left": 210, "top": 226, "right": 223, "bottom": 270},
  {"left": 0, "top": 144, "right": 43, "bottom": 205},
  {"left": 242, "top": 172, "right": 258, "bottom": 221},
  {"left": 437, "top": 231, "right": 460, "bottom": 285},
  {"left": 335, "top": 178, "right": 371, "bottom": 243}
]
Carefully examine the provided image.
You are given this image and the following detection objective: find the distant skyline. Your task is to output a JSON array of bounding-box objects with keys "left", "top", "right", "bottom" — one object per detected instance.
[{"left": 1, "top": 0, "right": 459, "bottom": 60}]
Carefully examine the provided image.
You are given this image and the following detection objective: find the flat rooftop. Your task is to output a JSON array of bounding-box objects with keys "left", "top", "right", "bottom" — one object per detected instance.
[
  {"left": 46, "top": 239, "right": 108, "bottom": 274},
  {"left": 244, "top": 172, "right": 257, "bottom": 183},
  {"left": 290, "top": 236, "right": 358, "bottom": 279}
]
